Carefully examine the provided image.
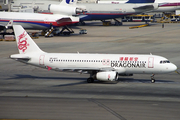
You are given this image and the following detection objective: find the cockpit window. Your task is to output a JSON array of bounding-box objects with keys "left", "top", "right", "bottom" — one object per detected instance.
[{"left": 160, "top": 60, "right": 170, "bottom": 64}]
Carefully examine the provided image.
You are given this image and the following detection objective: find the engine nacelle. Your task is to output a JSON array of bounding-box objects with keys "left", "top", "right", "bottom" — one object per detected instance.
[
  {"left": 96, "top": 71, "right": 118, "bottom": 81},
  {"left": 48, "top": 4, "right": 83, "bottom": 16}
]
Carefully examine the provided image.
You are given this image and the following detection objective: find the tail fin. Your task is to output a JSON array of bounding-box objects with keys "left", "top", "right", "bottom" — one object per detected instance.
[
  {"left": 13, "top": 25, "right": 44, "bottom": 54},
  {"left": 126, "top": 0, "right": 155, "bottom": 3}
]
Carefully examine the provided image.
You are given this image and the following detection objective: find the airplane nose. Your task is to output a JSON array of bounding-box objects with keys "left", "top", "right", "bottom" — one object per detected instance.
[{"left": 169, "top": 63, "right": 177, "bottom": 72}]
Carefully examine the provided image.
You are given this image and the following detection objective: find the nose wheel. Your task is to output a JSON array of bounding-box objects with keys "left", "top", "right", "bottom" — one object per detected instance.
[{"left": 151, "top": 74, "right": 155, "bottom": 83}]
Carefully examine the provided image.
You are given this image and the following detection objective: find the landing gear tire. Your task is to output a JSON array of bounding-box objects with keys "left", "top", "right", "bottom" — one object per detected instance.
[
  {"left": 151, "top": 79, "right": 155, "bottom": 83},
  {"left": 87, "top": 78, "right": 94, "bottom": 83}
]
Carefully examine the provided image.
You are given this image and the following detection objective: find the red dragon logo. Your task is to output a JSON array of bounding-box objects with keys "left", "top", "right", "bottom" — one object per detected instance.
[{"left": 18, "top": 31, "right": 29, "bottom": 53}]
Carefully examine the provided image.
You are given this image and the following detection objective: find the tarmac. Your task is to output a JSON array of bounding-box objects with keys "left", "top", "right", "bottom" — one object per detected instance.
[{"left": 0, "top": 22, "right": 180, "bottom": 120}]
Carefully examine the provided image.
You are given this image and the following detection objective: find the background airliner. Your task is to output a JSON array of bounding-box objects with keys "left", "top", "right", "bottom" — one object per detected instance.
[
  {"left": 48, "top": 0, "right": 158, "bottom": 25},
  {"left": 10, "top": 25, "right": 177, "bottom": 83},
  {"left": 0, "top": 0, "right": 80, "bottom": 31},
  {"left": 0, "top": 12, "right": 79, "bottom": 30}
]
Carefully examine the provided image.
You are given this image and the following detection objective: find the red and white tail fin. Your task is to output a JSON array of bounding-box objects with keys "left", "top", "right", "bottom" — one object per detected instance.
[{"left": 13, "top": 25, "right": 44, "bottom": 54}]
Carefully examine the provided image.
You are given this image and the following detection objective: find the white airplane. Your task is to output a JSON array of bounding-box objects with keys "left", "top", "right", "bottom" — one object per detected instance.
[
  {"left": 10, "top": 25, "right": 177, "bottom": 83},
  {"left": 0, "top": 12, "right": 79, "bottom": 30},
  {"left": 0, "top": 0, "right": 80, "bottom": 33}
]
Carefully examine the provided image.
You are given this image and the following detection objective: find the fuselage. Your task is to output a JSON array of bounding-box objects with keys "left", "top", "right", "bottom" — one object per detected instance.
[
  {"left": 0, "top": 12, "right": 79, "bottom": 30},
  {"left": 11, "top": 25, "right": 177, "bottom": 83},
  {"left": 77, "top": 3, "right": 158, "bottom": 21},
  {"left": 97, "top": 0, "right": 180, "bottom": 12},
  {"left": 25, "top": 52, "right": 177, "bottom": 75}
]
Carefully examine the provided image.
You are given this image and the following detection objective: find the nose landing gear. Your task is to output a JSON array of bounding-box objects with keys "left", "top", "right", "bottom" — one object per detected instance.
[{"left": 151, "top": 74, "right": 155, "bottom": 83}]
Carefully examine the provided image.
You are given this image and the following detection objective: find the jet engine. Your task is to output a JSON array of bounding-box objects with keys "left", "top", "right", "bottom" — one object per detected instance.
[
  {"left": 48, "top": 4, "right": 84, "bottom": 16},
  {"left": 96, "top": 71, "right": 118, "bottom": 81}
]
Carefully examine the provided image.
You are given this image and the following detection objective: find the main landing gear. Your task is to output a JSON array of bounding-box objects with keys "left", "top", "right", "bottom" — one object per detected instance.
[
  {"left": 87, "top": 77, "right": 94, "bottom": 83},
  {"left": 151, "top": 74, "right": 155, "bottom": 83}
]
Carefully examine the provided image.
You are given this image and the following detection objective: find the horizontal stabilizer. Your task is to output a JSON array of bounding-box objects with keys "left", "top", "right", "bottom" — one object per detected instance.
[{"left": 10, "top": 54, "right": 30, "bottom": 60}]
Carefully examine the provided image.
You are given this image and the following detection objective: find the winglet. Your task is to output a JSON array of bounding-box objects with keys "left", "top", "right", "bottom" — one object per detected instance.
[
  {"left": 126, "top": 0, "right": 155, "bottom": 3},
  {"left": 13, "top": 25, "right": 44, "bottom": 54}
]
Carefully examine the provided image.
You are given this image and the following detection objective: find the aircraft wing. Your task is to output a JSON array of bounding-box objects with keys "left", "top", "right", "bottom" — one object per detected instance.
[
  {"left": 57, "top": 67, "right": 114, "bottom": 71},
  {"left": 56, "top": 18, "right": 72, "bottom": 24},
  {"left": 51, "top": 67, "right": 120, "bottom": 74},
  {"left": 133, "top": 5, "right": 155, "bottom": 10},
  {"left": 56, "top": 16, "right": 79, "bottom": 26}
]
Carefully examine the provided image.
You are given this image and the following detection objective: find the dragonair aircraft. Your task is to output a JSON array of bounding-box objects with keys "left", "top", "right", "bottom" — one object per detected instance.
[{"left": 11, "top": 25, "right": 177, "bottom": 83}]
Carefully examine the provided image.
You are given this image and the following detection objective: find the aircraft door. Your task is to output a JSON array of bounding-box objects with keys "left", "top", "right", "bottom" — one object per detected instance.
[
  {"left": 39, "top": 55, "right": 45, "bottom": 65},
  {"left": 123, "top": 8, "right": 126, "bottom": 13},
  {"left": 148, "top": 57, "right": 154, "bottom": 68},
  {"left": 44, "top": 18, "right": 49, "bottom": 24}
]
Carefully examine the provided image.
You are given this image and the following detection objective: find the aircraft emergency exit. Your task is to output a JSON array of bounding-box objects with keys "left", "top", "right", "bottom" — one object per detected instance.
[{"left": 11, "top": 25, "right": 177, "bottom": 83}]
